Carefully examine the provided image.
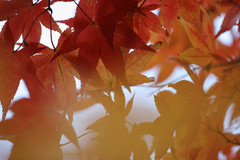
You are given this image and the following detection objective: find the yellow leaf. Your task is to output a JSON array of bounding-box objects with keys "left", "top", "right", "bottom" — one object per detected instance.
[
  {"left": 180, "top": 47, "right": 213, "bottom": 66},
  {"left": 179, "top": 17, "right": 210, "bottom": 53}
]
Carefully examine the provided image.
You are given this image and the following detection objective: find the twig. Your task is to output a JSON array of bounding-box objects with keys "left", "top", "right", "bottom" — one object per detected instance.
[
  {"left": 60, "top": 131, "right": 94, "bottom": 147},
  {"left": 47, "top": 0, "right": 56, "bottom": 51},
  {"left": 139, "top": 0, "right": 146, "bottom": 8},
  {"left": 201, "top": 122, "right": 240, "bottom": 145}
]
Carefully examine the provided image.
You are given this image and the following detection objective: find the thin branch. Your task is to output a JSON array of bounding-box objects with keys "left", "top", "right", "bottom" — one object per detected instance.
[
  {"left": 48, "top": 0, "right": 51, "bottom": 8},
  {"left": 139, "top": 0, "right": 146, "bottom": 8},
  {"left": 48, "top": 8, "right": 57, "bottom": 50},
  {"left": 60, "top": 131, "right": 94, "bottom": 147},
  {"left": 201, "top": 122, "right": 240, "bottom": 145},
  {"left": 47, "top": 0, "right": 57, "bottom": 51}
]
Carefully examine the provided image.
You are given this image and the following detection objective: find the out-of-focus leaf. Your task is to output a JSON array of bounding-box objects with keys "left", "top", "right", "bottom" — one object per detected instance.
[
  {"left": 216, "top": 5, "right": 240, "bottom": 37},
  {"left": 0, "top": 98, "right": 62, "bottom": 160},
  {"left": 159, "top": 0, "right": 179, "bottom": 30},
  {"left": 71, "top": 97, "right": 98, "bottom": 112},
  {"left": 133, "top": 1, "right": 163, "bottom": 42},
  {"left": 87, "top": 115, "right": 132, "bottom": 160},
  {"left": 150, "top": 116, "right": 175, "bottom": 159},
  {"left": 57, "top": 114, "right": 81, "bottom": 152},
  {"left": 0, "top": 22, "right": 44, "bottom": 120},
  {"left": 179, "top": 0, "right": 201, "bottom": 27},
  {"left": 180, "top": 47, "right": 213, "bottom": 66},
  {"left": 85, "top": 42, "right": 161, "bottom": 91},
  {"left": 124, "top": 94, "right": 135, "bottom": 117},
  {"left": 114, "top": 82, "right": 125, "bottom": 108},
  {"left": 130, "top": 124, "right": 150, "bottom": 160},
  {"left": 179, "top": 17, "right": 210, "bottom": 53},
  {"left": 32, "top": 48, "right": 77, "bottom": 107},
  {"left": 125, "top": 42, "right": 162, "bottom": 75}
]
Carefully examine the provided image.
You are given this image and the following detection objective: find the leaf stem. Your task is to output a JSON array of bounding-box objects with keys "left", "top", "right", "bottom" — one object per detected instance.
[
  {"left": 48, "top": 7, "right": 57, "bottom": 51},
  {"left": 13, "top": 10, "right": 48, "bottom": 52},
  {"left": 47, "top": 0, "right": 57, "bottom": 51},
  {"left": 60, "top": 131, "right": 94, "bottom": 146},
  {"left": 139, "top": 0, "right": 146, "bottom": 8},
  {"left": 201, "top": 121, "right": 240, "bottom": 145}
]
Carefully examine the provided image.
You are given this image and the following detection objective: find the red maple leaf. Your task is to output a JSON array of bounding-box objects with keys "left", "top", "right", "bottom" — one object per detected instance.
[
  {"left": 0, "top": 0, "right": 61, "bottom": 44},
  {"left": 0, "top": 22, "right": 43, "bottom": 120},
  {"left": 133, "top": 0, "right": 164, "bottom": 42}
]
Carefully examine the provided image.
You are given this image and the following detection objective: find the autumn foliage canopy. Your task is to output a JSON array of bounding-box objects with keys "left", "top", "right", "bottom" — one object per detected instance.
[{"left": 0, "top": 0, "right": 240, "bottom": 159}]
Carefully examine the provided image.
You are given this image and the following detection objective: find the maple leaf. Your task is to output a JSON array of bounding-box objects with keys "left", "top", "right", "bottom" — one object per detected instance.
[
  {"left": 207, "top": 65, "right": 240, "bottom": 125},
  {"left": 130, "top": 123, "right": 151, "bottom": 160},
  {"left": 173, "top": 119, "right": 234, "bottom": 160},
  {"left": 51, "top": 2, "right": 155, "bottom": 89},
  {"left": 84, "top": 85, "right": 139, "bottom": 159},
  {"left": 233, "top": 150, "right": 240, "bottom": 160},
  {"left": 73, "top": 0, "right": 96, "bottom": 33},
  {"left": 0, "top": 39, "right": 21, "bottom": 121},
  {"left": 53, "top": 0, "right": 97, "bottom": 56},
  {"left": 32, "top": 49, "right": 77, "bottom": 107},
  {"left": 132, "top": 0, "right": 164, "bottom": 42},
  {"left": 1, "top": 0, "right": 61, "bottom": 44},
  {"left": 83, "top": 84, "right": 133, "bottom": 157},
  {"left": 0, "top": 98, "right": 81, "bottom": 160},
  {"left": 53, "top": 24, "right": 154, "bottom": 90},
  {"left": 1, "top": 0, "right": 240, "bottom": 159},
  {"left": 215, "top": 5, "right": 240, "bottom": 37},
  {"left": 179, "top": 47, "right": 213, "bottom": 66},
  {"left": 150, "top": 2, "right": 217, "bottom": 82},
  {"left": 0, "top": 22, "right": 43, "bottom": 120},
  {"left": 0, "top": 70, "right": 81, "bottom": 159},
  {"left": 0, "top": 0, "right": 31, "bottom": 20},
  {"left": 201, "top": 7, "right": 215, "bottom": 53},
  {"left": 159, "top": 0, "right": 179, "bottom": 31},
  {"left": 114, "top": 24, "right": 154, "bottom": 51},
  {"left": 95, "top": 0, "right": 117, "bottom": 48},
  {"left": 159, "top": 0, "right": 201, "bottom": 33},
  {"left": 84, "top": 42, "right": 161, "bottom": 91},
  {"left": 123, "top": 41, "right": 161, "bottom": 85},
  {"left": 0, "top": 98, "right": 63, "bottom": 160},
  {"left": 52, "top": 23, "right": 128, "bottom": 89},
  {"left": 87, "top": 115, "right": 132, "bottom": 159},
  {"left": 179, "top": 17, "right": 210, "bottom": 53},
  {"left": 95, "top": 0, "right": 139, "bottom": 47},
  {"left": 150, "top": 116, "right": 175, "bottom": 159},
  {"left": 152, "top": 80, "right": 206, "bottom": 159},
  {"left": 179, "top": 0, "right": 201, "bottom": 27},
  {"left": 148, "top": 21, "right": 192, "bottom": 82},
  {"left": 215, "top": 32, "right": 240, "bottom": 61},
  {"left": 31, "top": 29, "right": 78, "bottom": 108},
  {"left": 87, "top": 83, "right": 134, "bottom": 116}
]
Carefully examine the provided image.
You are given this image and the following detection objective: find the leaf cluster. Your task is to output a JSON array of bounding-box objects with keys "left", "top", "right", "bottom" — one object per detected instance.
[{"left": 0, "top": 0, "right": 240, "bottom": 159}]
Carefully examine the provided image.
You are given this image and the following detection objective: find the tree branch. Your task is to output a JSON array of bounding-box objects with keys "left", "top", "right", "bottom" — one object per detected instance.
[
  {"left": 60, "top": 131, "right": 94, "bottom": 147},
  {"left": 201, "top": 122, "right": 240, "bottom": 145},
  {"left": 139, "top": 0, "right": 146, "bottom": 8}
]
